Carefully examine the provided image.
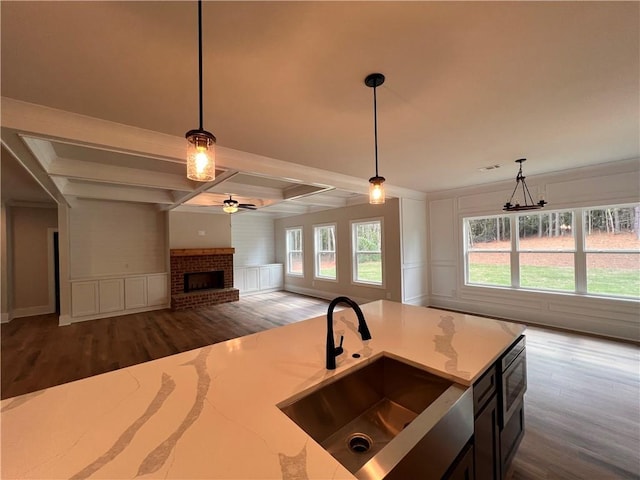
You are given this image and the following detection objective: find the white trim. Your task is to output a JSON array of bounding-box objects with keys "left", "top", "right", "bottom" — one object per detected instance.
[
  {"left": 285, "top": 226, "right": 304, "bottom": 277},
  {"left": 283, "top": 285, "right": 370, "bottom": 306},
  {"left": 1, "top": 312, "right": 10, "bottom": 323},
  {"left": 313, "top": 222, "right": 338, "bottom": 282},
  {"left": 67, "top": 304, "right": 169, "bottom": 324},
  {"left": 350, "top": 217, "right": 385, "bottom": 288}
]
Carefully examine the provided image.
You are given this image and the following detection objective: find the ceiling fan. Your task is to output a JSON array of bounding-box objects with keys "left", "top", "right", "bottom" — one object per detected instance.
[{"left": 222, "top": 195, "right": 257, "bottom": 213}]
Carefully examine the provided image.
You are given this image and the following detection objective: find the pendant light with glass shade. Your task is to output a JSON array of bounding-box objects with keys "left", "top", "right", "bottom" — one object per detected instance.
[
  {"left": 185, "top": 0, "right": 216, "bottom": 182},
  {"left": 365, "top": 73, "right": 386, "bottom": 204}
]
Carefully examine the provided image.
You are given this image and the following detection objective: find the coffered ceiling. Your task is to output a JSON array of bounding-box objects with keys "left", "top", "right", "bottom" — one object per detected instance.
[{"left": 1, "top": 1, "right": 638, "bottom": 215}]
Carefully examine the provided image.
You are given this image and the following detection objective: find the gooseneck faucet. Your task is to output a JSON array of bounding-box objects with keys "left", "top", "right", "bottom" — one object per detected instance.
[{"left": 326, "top": 296, "right": 372, "bottom": 370}]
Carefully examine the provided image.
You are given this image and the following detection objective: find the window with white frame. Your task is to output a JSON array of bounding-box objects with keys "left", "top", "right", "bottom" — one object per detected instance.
[
  {"left": 352, "top": 219, "right": 383, "bottom": 285},
  {"left": 285, "top": 227, "right": 303, "bottom": 276},
  {"left": 518, "top": 211, "right": 575, "bottom": 292},
  {"left": 584, "top": 205, "right": 640, "bottom": 298},
  {"left": 314, "top": 224, "right": 337, "bottom": 280},
  {"left": 465, "top": 216, "right": 511, "bottom": 287},
  {"left": 463, "top": 203, "right": 640, "bottom": 299}
]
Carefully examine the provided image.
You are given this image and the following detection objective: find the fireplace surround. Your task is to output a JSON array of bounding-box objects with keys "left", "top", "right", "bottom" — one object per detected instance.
[{"left": 170, "top": 248, "right": 239, "bottom": 310}]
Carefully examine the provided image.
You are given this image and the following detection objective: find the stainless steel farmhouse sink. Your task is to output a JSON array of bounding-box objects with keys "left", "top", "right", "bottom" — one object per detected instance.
[{"left": 279, "top": 355, "right": 473, "bottom": 480}]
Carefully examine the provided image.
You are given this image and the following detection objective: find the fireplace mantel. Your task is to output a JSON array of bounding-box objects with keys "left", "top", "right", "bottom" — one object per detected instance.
[{"left": 170, "top": 248, "right": 235, "bottom": 257}]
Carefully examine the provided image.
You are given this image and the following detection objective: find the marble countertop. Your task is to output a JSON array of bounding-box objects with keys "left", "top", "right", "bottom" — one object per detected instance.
[{"left": 1, "top": 300, "right": 525, "bottom": 479}]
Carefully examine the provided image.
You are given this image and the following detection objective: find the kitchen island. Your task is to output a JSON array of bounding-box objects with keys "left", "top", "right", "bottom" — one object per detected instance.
[{"left": 1, "top": 300, "right": 525, "bottom": 479}]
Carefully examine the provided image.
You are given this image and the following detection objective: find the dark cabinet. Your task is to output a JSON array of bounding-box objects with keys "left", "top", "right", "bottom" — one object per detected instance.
[
  {"left": 474, "top": 393, "right": 501, "bottom": 480},
  {"left": 444, "top": 443, "right": 475, "bottom": 480},
  {"left": 472, "top": 335, "right": 527, "bottom": 480}
]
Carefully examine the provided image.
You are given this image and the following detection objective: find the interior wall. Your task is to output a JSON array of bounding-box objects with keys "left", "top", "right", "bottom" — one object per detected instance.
[
  {"left": 231, "top": 214, "right": 275, "bottom": 266},
  {"left": 275, "top": 198, "right": 402, "bottom": 303},
  {"left": 427, "top": 158, "right": 640, "bottom": 341},
  {"left": 399, "top": 198, "right": 429, "bottom": 305},
  {"left": 70, "top": 199, "right": 166, "bottom": 278},
  {"left": 169, "top": 211, "right": 232, "bottom": 249},
  {"left": 9, "top": 205, "right": 58, "bottom": 316}
]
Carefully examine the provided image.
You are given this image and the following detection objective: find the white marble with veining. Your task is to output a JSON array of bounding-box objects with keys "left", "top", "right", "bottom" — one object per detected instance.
[{"left": 1, "top": 301, "right": 525, "bottom": 479}]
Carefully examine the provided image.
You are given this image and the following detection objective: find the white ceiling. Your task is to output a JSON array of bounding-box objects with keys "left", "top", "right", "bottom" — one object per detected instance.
[{"left": 1, "top": 1, "right": 638, "bottom": 214}]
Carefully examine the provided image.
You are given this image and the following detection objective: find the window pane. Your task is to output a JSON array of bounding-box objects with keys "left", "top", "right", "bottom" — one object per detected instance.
[
  {"left": 520, "top": 252, "right": 574, "bottom": 291},
  {"left": 286, "top": 228, "right": 303, "bottom": 275},
  {"left": 467, "top": 217, "right": 510, "bottom": 250},
  {"left": 587, "top": 253, "right": 640, "bottom": 298},
  {"left": 318, "top": 252, "right": 336, "bottom": 278},
  {"left": 288, "top": 252, "right": 303, "bottom": 275},
  {"left": 356, "top": 253, "right": 382, "bottom": 283},
  {"left": 356, "top": 223, "right": 381, "bottom": 252},
  {"left": 468, "top": 252, "right": 510, "bottom": 286},
  {"left": 519, "top": 212, "right": 574, "bottom": 251},
  {"left": 585, "top": 206, "right": 640, "bottom": 251}
]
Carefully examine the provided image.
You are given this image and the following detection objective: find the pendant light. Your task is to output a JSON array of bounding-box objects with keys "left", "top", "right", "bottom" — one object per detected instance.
[
  {"left": 365, "top": 73, "right": 386, "bottom": 204},
  {"left": 503, "top": 158, "right": 548, "bottom": 211},
  {"left": 185, "top": 0, "right": 216, "bottom": 182}
]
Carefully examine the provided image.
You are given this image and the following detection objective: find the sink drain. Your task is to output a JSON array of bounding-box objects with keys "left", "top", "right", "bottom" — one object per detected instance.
[{"left": 347, "top": 433, "right": 373, "bottom": 453}]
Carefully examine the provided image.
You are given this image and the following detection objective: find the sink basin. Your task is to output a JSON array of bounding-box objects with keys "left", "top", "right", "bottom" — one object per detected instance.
[{"left": 279, "top": 355, "right": 473, "bottom": 479}]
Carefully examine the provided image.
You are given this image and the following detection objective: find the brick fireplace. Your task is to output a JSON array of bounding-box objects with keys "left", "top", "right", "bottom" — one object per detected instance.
[{"left": 170, "top": 248, "right": 239, "bottom": 310}]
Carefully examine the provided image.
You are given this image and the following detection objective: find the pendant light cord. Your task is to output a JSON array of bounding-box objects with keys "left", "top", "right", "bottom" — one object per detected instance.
[
  {"left": 197, "top": 0, "right": 204, "bottom": 131},
  {"left": 373, "top": 84, "right": 379, "bottom": 177}
]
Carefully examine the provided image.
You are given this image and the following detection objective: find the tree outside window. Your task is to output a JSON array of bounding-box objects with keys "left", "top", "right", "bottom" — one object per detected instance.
[
  {"left": 352, "top": 220, "right": 382, "bottom": 285},
  {"left": 584, "top": 205, "right": 639, "bottom": 298},
  {"left": 286, "top": 227, "right": 303, "bottom": 276},
  {"left": 314, "top": 224, "right": 336, "bottom": 280},
  {"left": 466, "top": 216, "right": 511, "bottom": 287},
  {"left": 463, "top": 203, "right": 639, "bottom": 299}
]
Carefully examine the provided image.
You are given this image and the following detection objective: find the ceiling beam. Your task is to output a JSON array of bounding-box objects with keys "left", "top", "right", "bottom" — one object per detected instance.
[
  {"left": 1, "top": 128, "right": 67, "bottom": 206},
  {"left": 60, "top": 182, "right": 175, "bottom": 204},
  {"left": 46, "top": 156, "right": 196, "bottom": 191},
  {"left": 163, "top": 169, "right": 239, "bottom": 211}
]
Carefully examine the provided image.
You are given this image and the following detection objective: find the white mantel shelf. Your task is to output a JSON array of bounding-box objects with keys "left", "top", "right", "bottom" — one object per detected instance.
[{"left": 0, "top": 300, "right": 525, "bottom": 479}]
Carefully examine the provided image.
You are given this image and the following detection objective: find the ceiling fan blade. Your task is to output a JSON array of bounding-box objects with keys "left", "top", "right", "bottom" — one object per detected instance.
[{"left": 238, "top": 204, "right": 257, "bottom": 210}]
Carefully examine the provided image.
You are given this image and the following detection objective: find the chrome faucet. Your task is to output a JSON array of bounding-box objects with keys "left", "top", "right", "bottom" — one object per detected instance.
[{"left": 326, "top": 296, "right": 372, "bottom": 370}]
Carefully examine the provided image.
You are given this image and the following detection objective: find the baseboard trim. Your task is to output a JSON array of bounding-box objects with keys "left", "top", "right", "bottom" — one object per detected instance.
[
  {"left": 283, "top": 285, "right": 371, "bottom": 305},
  {"left": 68, "top": 304, "right": 170, "bottom": 325},
  {"left": 1, "top": 312, "right": 10, "bottom": 324},
  {"left": 11, "top": 305, "right": 54, "bottom": 319}
]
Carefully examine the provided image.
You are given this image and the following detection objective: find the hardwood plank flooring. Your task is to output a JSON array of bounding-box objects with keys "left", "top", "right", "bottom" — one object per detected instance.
[
  {"left": 2, "top": 292, "right": 638, "bottom": 479},
  {"left": 1, "top": 292, "right": 330, "bottom": 400}
]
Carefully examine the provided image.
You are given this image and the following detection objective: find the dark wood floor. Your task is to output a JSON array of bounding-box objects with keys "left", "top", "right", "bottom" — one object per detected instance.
[{"left": 2, "top": 292, "right": 639, "bottom": 479}]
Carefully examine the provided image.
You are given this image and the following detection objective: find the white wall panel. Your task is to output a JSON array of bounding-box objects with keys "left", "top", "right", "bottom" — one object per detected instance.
[
  {"left": 431, "top": 265, "right": 457, "bottom": 298},
  {"left": 70, "top": 199, "right": 165, "bottom": 278},
  {"left": 429, "top": 199, "right": 457, "bottom": 263},
  {"left": 147, "top": 273, "right": 168, "bottom": 307},
  {"left": 169, "top": 211, "right": 231, "bottom": 248},
  {"left": 99, "top": 278, "right": 124, "bottom": 313},
  {"left": 231, "top": 214, "right": 275, "bottom": 266},
  {"left": 71, "top": 281, "right": 99, "bottom": 317},
  {"left": 125, "top": 276, "right": 147, "bottom": 309}
]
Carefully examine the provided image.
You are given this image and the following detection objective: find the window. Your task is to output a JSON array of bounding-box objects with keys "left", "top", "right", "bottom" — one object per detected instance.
[
  {"left": 518, "top": 211, "right": 575, "bottom": 292},
  {"left": 584, "top": 205, "right": 639, "bottom": 298},
  {"left": 352, "top": 219, "right": 383, "bottom": 285},
  {"left": 465, "top": 216, "right": 511, "bottom": 287},
  {"left": 463, "top": 203, "right": 640, "bottom": 299},
  {"left": 285, "top": 227, "right": 303, "bottom": 276},
  {"left": 314, "top": 224, "right": 337, "bottom": 280}
]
